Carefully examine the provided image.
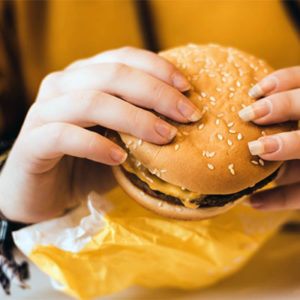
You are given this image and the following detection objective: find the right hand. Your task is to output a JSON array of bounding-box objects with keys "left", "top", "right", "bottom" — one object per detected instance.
[{"left": 0, "top": 46, "right": 202, "bottom": 223}]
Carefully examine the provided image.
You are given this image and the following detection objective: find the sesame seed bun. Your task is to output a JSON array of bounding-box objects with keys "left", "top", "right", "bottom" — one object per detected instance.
[{"left": 113, "top": 44, "right": 296, "bottom": 220}]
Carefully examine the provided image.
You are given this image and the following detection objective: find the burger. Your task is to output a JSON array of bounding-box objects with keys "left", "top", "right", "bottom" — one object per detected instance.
[{"left": 112, "top": 44, "right": 295, "bottom": 220}]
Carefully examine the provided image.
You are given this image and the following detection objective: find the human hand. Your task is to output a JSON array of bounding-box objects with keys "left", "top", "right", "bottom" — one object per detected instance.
[
  {"left": 238, "top": 66, "right": 300, "bottom": 210},
  {"left": 0, "top": 47, "right": 202, "bottom": 223}
]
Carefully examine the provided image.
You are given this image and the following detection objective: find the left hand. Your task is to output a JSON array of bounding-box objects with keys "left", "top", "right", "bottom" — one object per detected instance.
[{"left": 238, "top": 66, "right": 300, "bottom": 211}]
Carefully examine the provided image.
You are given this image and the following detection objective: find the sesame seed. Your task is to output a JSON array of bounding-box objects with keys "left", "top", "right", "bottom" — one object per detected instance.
[
  {"left": 182, "top": 131, "right": 189, "bottom": 135},
  {"left": 216, "top": 87, "right": 222, "bottom": 92},
  {"left": 229, "top": 129, "right": 236, "bottom": 133},
  {"left": 202, "top": 150, "right": 206, "bottom": 156},
  {"left": 227, "top": 122, "right": 234, "bottom": 127},
  {"left": 201, "top": 92, "right": 207, "bottom": 98},
  {"left": 261, "top": 131, "right": 266, "bottom": 136},
  {"left": 158, "top": 201, "right": 163, "bottom": 207},
  {"left": 136, "top": 161, "right": 141, "bottom": 167},
  {"left": 218, "top": 63, "right": 224, "bottom": 68},
  {"left": 209, "top": 73, "right": 215, "bottom": 77},
  {"left": 264, "top": 68, "right": 268, "bottom": 74},
  {"left": 217, "top": 134, "right": 223, "bottom": 141},
  {"left": 174, "top": 144, "right": 179, "bottom": 151},
  {"left": 229, "top": 87, "right": 235, "bottom": 92},
  {"left": 210, "top": 101, "right": 216, "bottom": 106},
  {"left": 181, "top": 186, "right": 185, "bottom": 190},
  {"left": 236, "top": 80, "right": 241, "bottom": 87},
  {"left": 259, "top": 159, "right": 265, "bottom": 166},
  {"left": 126, "top": 140, "right": 133, "bottom": 147},
  {"left": 198, "top": 95, "right": 202, "bottom": 101},
  {"left": 132, "top": 143, "right": 137, "bottom": 150},
  {"left": 198, "top": 123, "right": 204, "bottom": 130},
  {"left": 228, "top": 163, "right": 235, "bottom": 175},
  {"left": 217, "top": 113, "right": 224, "bottom": 117},
  {"left": 138, "top": 139, "right": 142, "bottom": 146},
  {"left": 234, "top": 63, "right": 240, "bottom": 68},
  {"left": 241, "top": 104, "right": 246, "bottom": 108},
  {"left": 237, "top": 133, "right": 243, "bottom": 140},
  {"left": 207, "top": 163, "right": 214, "bottom": 170},
  {"left": 234, "top": 256, "right": 243, "bottom": 264},
  {"left": 210, "top": 96, "right": 216, "bottom": 101},
  {"left": 229, "top": 92, "right": 234, "bottom": 98},
  {"left": 251, "top": 160, "right": 258, "bottom": 165},
  {"left": 227, "top": 139, "right": 233, "bottom": 146},
  {"left": 207, "top": 151, "right": 215, "bottom": 158},
  {"left": 222, "top": 77, "right": 226, "bottom": 82},
  {"left": 250, "top": 63, "right": 255, "bottom": 69},
  {"left": 140, "top": 191, "right": 145, "bottom": 196},
  {"left": 176, "top": 207, "right": 182, "bottom": 212},
  {"left": 216, "top": 119, "right": 220, "bottom": 125},
  {"left": 231, "top": 106, "right": 236, "bottom": 112},
  {"left": 182, "top": 63, "right": 186, "bottom": 69}
]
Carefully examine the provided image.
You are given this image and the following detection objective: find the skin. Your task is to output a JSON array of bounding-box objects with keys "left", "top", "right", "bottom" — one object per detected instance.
[
  {"left": 239, "top": 66, "right": 300, "bottom": 211},
  {"left": 0, "top": 47, "right": 202, "bottom": 223}
]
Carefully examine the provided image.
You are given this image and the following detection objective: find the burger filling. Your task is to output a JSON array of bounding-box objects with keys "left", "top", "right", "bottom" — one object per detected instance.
[{"left": 122, "top": 153, "right": 279, "bottom": 209}]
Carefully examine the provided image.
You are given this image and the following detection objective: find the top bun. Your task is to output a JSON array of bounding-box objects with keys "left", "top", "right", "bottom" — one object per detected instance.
[{"left": 119, "top": 44, "right": 294, "bottom": 195}]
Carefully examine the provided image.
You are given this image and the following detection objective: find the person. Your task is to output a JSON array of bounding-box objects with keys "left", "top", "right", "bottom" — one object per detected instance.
[{"left": 0, "top": 0, "right": 299, "bottom": 294}]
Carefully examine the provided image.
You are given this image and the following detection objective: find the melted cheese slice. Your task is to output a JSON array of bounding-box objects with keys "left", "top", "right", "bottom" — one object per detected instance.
[{"left": 122, "top": 154, "right": 204, "bottom": 209}]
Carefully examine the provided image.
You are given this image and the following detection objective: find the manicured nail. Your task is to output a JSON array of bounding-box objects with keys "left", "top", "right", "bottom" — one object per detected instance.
[
  {"left": 177, "top": 99, "right": 202, "bottom": 122},
  {"left": 155, "top": 119, "right": 177, "bottom": 140},
  {"left": 238, "top": 99, "right": 272, "bottom": 122},
  {"left": 248, "top": 75, "right": 278, "bottom": 99},
  {"left": 248, "top": 137, "right": 280, "bottom": 156},
  {"left": 238, "top": 106, "right": 255, "bottom": 122},
  {"left": 172, "top": 72, "right": 191, "bottom": 91},
  {"left": 110, "top": 147, "right": 127, "bottom": 163}
]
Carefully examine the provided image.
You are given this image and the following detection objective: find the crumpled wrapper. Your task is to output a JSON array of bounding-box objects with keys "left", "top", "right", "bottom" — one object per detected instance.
[{"left": 13, "top": 172, "right": 295, "bottom": 300}]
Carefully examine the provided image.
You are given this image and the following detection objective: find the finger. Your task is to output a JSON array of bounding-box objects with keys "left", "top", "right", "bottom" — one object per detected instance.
[
  {"left": 66, "top": 46, "right": 191, "bottom": 91},
  {"left": 248, "top": 66, "right": 300, "bottom": 99},
  {"left": 20, "top": 122, "right": 128, "bottom": 171},
  {"left": 27, "top": 91, "right": 177, "bottom": 144},
  {"left": 247, "top": 130, "right": 300, "bottom": 160},
  {"left": 250, "top": 183, "right": 300, "bottom": 211},
  {"left": 274, "top": 161, "right": 300, "bottom": 186},
  {"left": 238, "top": 88, "right": 300, "bottom": 124},
  {"left": 38, "top": 63, "right": 202, "bottom": 123}
]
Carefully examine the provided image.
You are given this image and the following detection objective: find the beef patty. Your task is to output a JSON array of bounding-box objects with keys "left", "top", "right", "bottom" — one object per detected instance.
[{"left": 123, "top": 167, "right": 279, "bottom": 208}]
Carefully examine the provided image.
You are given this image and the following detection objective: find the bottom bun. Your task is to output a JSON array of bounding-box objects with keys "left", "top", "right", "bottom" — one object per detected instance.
[{"left": 112, "top": 166, "right": 243, "bottom": 220}]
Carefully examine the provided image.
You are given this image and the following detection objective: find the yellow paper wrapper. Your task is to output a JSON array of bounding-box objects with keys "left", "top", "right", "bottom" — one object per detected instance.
[{"left": 13, "top": 174, "right": 295, "bottom": 300}]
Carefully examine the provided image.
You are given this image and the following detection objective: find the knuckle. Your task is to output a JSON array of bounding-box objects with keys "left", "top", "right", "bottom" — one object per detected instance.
[
  {"left": 41, "top": 71, "right": 61, "bottom": 88},
  {"left": 79, "top": 91, "right": 102, "bottom": 115},
  {"left": 38, "top": 71, "right": 62, "bottom": 99},
  {"left": 109, "top": 62, "right": 129, "bottom": 80},
  {"left": 152, "top": 82, "right": 168, "bottom": 104},
  {"left": 86, "top": 133, "right": 100, "bottom": 155},
  {"left": 45, "top": 123, "right": 66, "bottom": 147},
  {"left": 130, "top": 108, "right": 148, "bottom": 135},
  {"left": 119, "top": 46, "right": 135, "bottom": 54}
]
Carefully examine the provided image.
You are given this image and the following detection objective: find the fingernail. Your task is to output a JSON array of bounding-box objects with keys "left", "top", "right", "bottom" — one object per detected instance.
[
  {"left": 250, "top": 195, "right": 264, "bottom": 209},
  {"left": 248, "top": 75, "right": 278, "bottom": 99},
  {"left": 238, "top": 106, "right": 255, "bottom": 122},
  {"left": 238, "top": 99, "right": 272, "bottom": 122},
  {"left": 172, "top": 72, "right": 191, "bottom": 91},
  {"left": 155, "top": 119, "right": 177, "bottom": 140},
  {"left": 248, "top": 137, "right": 280, "bottom": 156},
  {"left": 177, "top": 99, "right": 202, "bottom": 122},
  {"left": 110, "top": 147, "right": 127, "bottom": 163}
]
